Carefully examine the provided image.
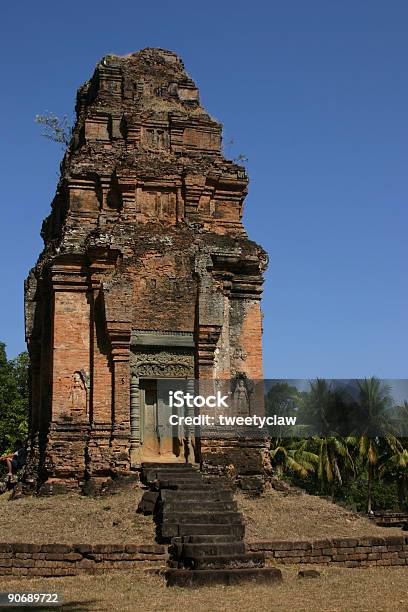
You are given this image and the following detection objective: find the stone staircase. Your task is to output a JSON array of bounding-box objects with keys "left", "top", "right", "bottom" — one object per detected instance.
[{"left": 139, "top": 462, "right": 282, "bottom": 587}]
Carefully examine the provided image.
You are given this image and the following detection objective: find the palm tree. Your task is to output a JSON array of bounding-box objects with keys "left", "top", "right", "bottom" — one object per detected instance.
[
  {"left": 391, "top": 400, "right": 408, "bottom": 438},
  {"left": 379, "top": 437, "right": 408, "bottom": 511},
  {"left": 314, "top": 436, "right": 355, "bottom": 499},
  {"left": 304, "top": 378, "right": 354, "bottom": 438},
  {"left": 270, "top": 440, "right": 318, "bottom": 479},
  {"left": 304, "top": 379, "right": 332, "bottom": 436},
  {"left": 266, "top": 381, "right": 302, "bottom": 444},
  {"left": 301, "top": 380, "right": 355, "bottom": 497},
  {"left": 348, "top": 377, "right": 394, "bottom": 513}
]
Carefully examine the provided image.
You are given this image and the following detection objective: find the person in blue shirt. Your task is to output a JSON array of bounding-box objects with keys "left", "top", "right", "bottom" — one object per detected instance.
[{"left": 0, "top": 440, "right": 27, "bottom": 480}]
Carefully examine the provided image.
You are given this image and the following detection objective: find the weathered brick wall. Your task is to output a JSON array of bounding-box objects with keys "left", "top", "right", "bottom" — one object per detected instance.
[
  {"left": 238, "top": 301, "right": 264, "bottom": 380},
  {"left": 52, "top": 290, "right": 90, "bottom": 419},
  {"left": 91, "top": 296, "right": 112, "bottom": 423},
  {"left": 0, "top": 544, "right": 167, "bottom": 577},
  {"left": 86, "top": 291, "right": 113, "bottom": 478},
  {"left": 2, "top": 536, "right": 406, "bottom": 577},
  {"left": 249, "top": 535, "right": 408, "bottom": 567},
  {"left": 127, "top": 236, "right": 197, "bottom": 333},
  {"left": 45, "top": 289, "right": 90, "bottom": 482}
]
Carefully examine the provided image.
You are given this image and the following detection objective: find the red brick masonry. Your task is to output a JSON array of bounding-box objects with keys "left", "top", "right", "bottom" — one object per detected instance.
[
  {"left": 248, "top": 535, "right": 408, "bottom": 567},
  {"left": 0, "top": 543, "right": 167, "bottom": 576},
  {"left": 0, "top": 536, "right": 407, "bottom": 577}
]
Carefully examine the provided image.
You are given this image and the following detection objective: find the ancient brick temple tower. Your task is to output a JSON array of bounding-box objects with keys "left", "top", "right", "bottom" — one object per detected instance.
[{"left": 25, "top": 48, "right": 268, "bottom": 492}]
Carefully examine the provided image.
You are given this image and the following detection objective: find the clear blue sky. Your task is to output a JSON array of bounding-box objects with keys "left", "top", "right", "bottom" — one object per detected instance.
[{"left": 0, "top": 1, "right": 407, "bottom": 377}]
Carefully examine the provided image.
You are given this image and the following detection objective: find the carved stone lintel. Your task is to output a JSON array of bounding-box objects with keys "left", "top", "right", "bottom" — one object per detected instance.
[{"left": 130, "top": 347, "right": 194, "bottom": 378}]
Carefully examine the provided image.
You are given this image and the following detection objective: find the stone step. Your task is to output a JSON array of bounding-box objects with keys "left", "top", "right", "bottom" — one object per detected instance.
[
  {"left": 162, "top": 511, "right": 243, "bottom": 525},
  {"left": 165, "top": 567, "right": 283, "bottom": 587},
  {"left": 142, "top": 468, "right": 203, "bottom": 481},
  {"left": 155, "top": 471, "right": 200, "bottom": 479},
  {"left": 172, "top": 542, "right": 246, "bottom": 558},
  {"left": 137, "top": 491, "right": 159, "bottom": 514},
  {"left": 158, "top": 479, "right": 204, "bottom": 488},
  {"left": 152, "top": 472, "right": 202, "bottom": 484},
  {"left": 151, "top": 479, "right": 203, "bottom": 489},
  {"left": 161, "top": 482, "right": 233, "bottom": 491},
  {"left": 161, "top": 489, "right": 233, "bottom": 502},
  {"left": 158, "top": 479, "right": 205, "bottom": 489},
  {"left": 163, "top": 500, "right": 237, "bottom": 513},
  {"left": 183, "top": 552, "right": 265, "bottom": 570},
  {"left": 172, "top": 534, "right": 239, "bottom": 544},
  {"left": 143, "top": 472, "right": 201, "bottom": 486},
  {"left": 141, "top": 462, "right": 194, "bottom": 469},
  {"left": 161, "top": 522, "right": 245, "bottom": 539}
]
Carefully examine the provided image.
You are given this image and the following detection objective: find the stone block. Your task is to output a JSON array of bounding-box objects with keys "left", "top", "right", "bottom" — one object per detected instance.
[{"left": 298, "top": 569, "right": 320, "bottom": 578}]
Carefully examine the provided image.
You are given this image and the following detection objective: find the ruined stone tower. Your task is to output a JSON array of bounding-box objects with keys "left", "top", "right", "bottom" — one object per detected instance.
[{"left": 25, "top": 49, "right": 268, "bottom": 492}]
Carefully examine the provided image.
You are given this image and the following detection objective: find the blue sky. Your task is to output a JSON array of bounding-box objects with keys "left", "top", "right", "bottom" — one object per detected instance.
[{"left": 0, "top": 1, "right": 407, "bottom": 377}]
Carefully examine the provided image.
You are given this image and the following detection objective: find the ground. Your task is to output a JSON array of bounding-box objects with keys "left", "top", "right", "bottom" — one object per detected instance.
[
  {"left": 0, "top": 485, "right": 402, "bottom": 544},
  {"left": 0, "top": 567, "right": 407, "bottom": 611},
  {"left": 0, "top": 487, "right": 155, "bottom": 544},
  {"left": 235, "top": 488, "right": 404, "bottom": 540},
  {"left": 0, "top": 485, "right": 406, "bottom": 611}
]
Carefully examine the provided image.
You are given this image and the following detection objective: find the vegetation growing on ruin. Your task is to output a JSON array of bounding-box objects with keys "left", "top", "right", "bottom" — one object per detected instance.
[{"left": 35, "top": 112, "right": 73, "bottom": 147}]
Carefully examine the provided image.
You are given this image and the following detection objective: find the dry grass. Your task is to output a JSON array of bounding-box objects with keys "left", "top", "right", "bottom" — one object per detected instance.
[
  {"left": 236, "top": 488, "right": 404, "bottom": 541},
  {"left": 0, "top": 483, "right": 403, "bottom": 546},
  {"left": 0, "top": 486, "right": 155, "bottom": 544},
  {"left": 0, "top": 567, "right": 407, "bottom": 611}
]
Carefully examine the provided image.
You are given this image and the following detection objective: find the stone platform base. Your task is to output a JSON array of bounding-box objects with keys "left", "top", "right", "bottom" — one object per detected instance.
[
  {"left": 0, "top": 543, "right": 166, "bottom": 577},
  {"left": 249, "top": 535, "right": 408, "bottom": 567},
  {"left": 1, "top": 535, "right": 407, "bottom": 578}
]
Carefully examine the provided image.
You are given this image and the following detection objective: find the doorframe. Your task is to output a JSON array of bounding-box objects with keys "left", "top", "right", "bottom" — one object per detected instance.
[{"left": 129, "top": 333, "right": 196, "bottom": 467}]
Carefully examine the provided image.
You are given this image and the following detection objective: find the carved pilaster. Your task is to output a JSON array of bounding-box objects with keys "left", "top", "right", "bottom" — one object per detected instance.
[
  {"left": 106, "top": 321, "right": 131, "bottom": 471},
  {"left": 116, "top": 174, "right": 137, "bottom": 213},
  {"left": 129, "top": 375, "right": 141, "bottom": 466},
  {"left": 185, "top": 378, "right": 196, "bottom": 462},
  {"left": 196, "top": 324, "right": 222, "bottom": 378}
]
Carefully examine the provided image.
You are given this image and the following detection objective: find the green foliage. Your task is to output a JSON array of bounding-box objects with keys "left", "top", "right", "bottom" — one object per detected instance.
[
  {"left": 265, "top": 381, "right": 304, "bottom": 440},
  {"left": 266, "top": 382, "right": 300, "bottom": 416},
  {"left": 346, "top": 378, "right": 395, "bottom": 512},
  {"left": 270, "top": 377, "right": 408, "bottom": 512},
  {"left": 379, "top": 437, "right": 408, "bottom": 511},
  {"left": 0, "top": 342, "right": 29, "bottom": 465},
  {"left": 336, "top": 478, "right": 400, "bottom": 512},
  {"left": 270, "top": 439, "right": 318, "bottom": 478}
]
